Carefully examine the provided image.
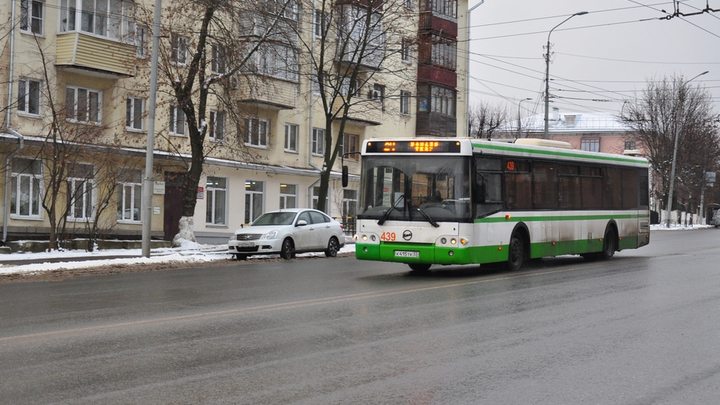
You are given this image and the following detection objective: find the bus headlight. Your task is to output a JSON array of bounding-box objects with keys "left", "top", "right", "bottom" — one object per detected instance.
[{"left": 450, "top": 238, "right": 457, "bottom": 245}]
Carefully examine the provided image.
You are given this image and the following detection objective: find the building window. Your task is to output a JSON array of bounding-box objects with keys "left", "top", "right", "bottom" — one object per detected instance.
[
  {"left": 117, "top": 169, "right": 142, "bottom": 222},
  {"left": 212, "top": 44, "right": 226, "bottom": 74},
  {"left": 400, "top": 91, "right": 410, "bottom": 115},
  {"left": 312, "top": 128, "right": 325, "bottom": 155},
  {"left": 67, "top": 163, "right": 95, "bottom": 221},
  {"left": 401, "top": 38, "right": 412, "bottom": 62},
  {"left": 312, "top": 186, "right": 328, "bottom": 211},
  {"left": 18, "top": 78, "right": 40, "bottom": 116},
  {"left": 244, "top": 117, "right": 269, "bottom": 147},
  {"left": 65, "top": 86, "right": 101, "bottom": 124},
  {"left": 171, "top": 34, "right": 189, "bottom": 65},
  {"left": 169, "top": 105, "right": 186, "bottom": 136},
  {"left": 431, "top": 34, "right": 457, "bottom": 70},
  {"left": 209, "top": 110, "right": 225, "bottom": 141},
  {"left": 60, "top": 0, "right": 136, "bottom": 40},
  {"left": 135, "top": 25, "right": 147, "bottom": 58},
  {"left": 20, "top": 0, "right": 44, "bottom": 35},
  {"left": 421, "top": 0, "right": 457, "bottom": 19},
  {"left": 245, "top": 181, "right": 264, "bottom": 224},
  {"left": 343, "top": 189, "right": 357, "bottom": 219},
  {"left": 624, "top": 140, "right": 636, "bottom": 151},
  {"left": 255, "top": 42, "right": 298, "bottom": 82},
  {"left": 371, "top": 84, "right": 385, "bottom": 111},
  {"left": 581, "top": 138, "right": 600, "bottom": 153},
  {"left": 314, "top": 9, "right": 328, "bottom": 38},
  {"left": 206, "top": 177, "right": 227, "bottom": 225},
  {"left": 10, "top": 158, "right": 43, "bottom": 218},
  {"left": 430, "top": 86, "right": 455, "bottom": 116},
  {"left": 404, "top": 0, "right": 413, "bottom": 9},
  {"left": 342, "top": 133, "right": 359, "bottom": 160},
  {"left": 284, "top": 124, "right": 298, "bottom": 152},
  {"left": 126, "top": 96, "right": 144, "bottom": 131},
  {"left": 279, "top": 184, "right": 297, "bottom": 209}
]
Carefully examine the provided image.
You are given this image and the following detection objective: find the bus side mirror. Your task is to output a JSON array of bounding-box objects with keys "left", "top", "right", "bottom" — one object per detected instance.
[{"left": 342, "top": 165, "right": 349, "bottom": 187}]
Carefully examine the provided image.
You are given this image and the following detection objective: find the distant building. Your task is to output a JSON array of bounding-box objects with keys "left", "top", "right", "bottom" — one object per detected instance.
[{"left": 507, "top": 107, "right": 643, "bottom": 156}]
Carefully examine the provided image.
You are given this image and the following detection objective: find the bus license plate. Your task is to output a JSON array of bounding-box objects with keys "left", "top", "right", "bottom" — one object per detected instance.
[{"left": 395, "top": 250, "right": 419, "bottom": 258}]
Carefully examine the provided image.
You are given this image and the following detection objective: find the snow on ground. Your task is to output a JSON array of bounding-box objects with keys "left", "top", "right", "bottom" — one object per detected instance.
[
  {"left": 0, "top": 238, "right": 357, "bottom": 276},
  {"left": 0, "top": 225, "right": 713, "bottom": 276}
]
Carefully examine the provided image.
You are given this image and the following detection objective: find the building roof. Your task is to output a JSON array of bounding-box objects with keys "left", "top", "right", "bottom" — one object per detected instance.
[{"left": 511, "top": 109, "right": 631, "bottom": 134}]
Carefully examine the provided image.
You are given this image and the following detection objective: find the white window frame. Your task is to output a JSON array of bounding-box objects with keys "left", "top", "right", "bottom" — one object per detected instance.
[
  {"left": 581, "top": 138, "right": 600, "bottom": 153},
  {"left": 400, "top": 91, "right": 410, "bottom": 115},
  {"left": 209, "top": 110, "right": 226, "bottom": 142},
  {"left": 279, "top": 184, "right": 297, "bottom": 209},
  {"left": 135, "top": 25, "right": 147, "bottom": 58},
  {"left": 342, "top": 133, "right": 359, "bottom": 160},
  {"left": 244, "top": 180, "right": 264, "bottom": 224},
  {"left": 206, "top": 176, "right": 227, "bottom": 225},
  {"left": 10, "top": 158, "right": 43, "bottom": 219},
  {"left": 66, "top": 86, "right": 102, "bottom": 124},
  {"left": 401, "top": 38, "right": 411, "bottom": 63},
  {"left": 169, "top": 105, "right": 186, "bottom": 136},
  {"left": 59, "top": 0, "right": 135, "bottom": 40},
  {"left": 244, "top": 117, "right": 269, "bottom": 148},
  {"left": 66, "top": 163, "right": 96, "bottom": 222},
  {"left": 126, "top": 96, "right": 144, "bottom": 131},
  {"left": 117, "top": 169, "right": 142, "bottom": 223},
  {"left": 212, "top": 44, "right": 226, "bottom": 74},
  {"left": 18, "top": 78, "right": 41, "bottom": 116},
  {"left": 314, "top": 9, "right": 328, "bottom": 38},
  {"left": 284, "top": 123, "right": 298, "bottom": 152},
  {"left": 20, "top": 0, "right": 44, "bottom": 35},
  {"left": 171, "top": 33, "right": 189, "bottom": 66},
  {"left": 312, "top": 128, "right": 325, "bottom": 156}
]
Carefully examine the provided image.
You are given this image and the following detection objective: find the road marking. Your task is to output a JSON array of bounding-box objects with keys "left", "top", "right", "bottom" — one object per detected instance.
[{"left": 0, "top": 266, "right": 582, "bottom": 345}]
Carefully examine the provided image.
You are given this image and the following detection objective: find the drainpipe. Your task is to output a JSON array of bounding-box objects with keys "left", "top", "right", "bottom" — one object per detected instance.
[
  {"left": 465, "top": 1, "right": 485, "bottom": 137},
  {"left": 3, "top": 0, "right": 25, "bottom": 245}
]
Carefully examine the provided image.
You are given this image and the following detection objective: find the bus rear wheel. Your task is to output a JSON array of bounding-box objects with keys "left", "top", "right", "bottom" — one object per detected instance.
[{"left": 507, "top": 235, "right": 525, "bottom": 271}]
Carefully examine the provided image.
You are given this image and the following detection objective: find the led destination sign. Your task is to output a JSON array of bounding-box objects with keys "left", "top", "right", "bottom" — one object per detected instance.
[{"left": 365, "top": 140, "right": 462, "bottom": 154}]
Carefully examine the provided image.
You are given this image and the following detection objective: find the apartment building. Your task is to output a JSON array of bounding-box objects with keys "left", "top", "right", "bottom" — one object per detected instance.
[{"left": 0, "top": 0, "right": 469, "bottom": 246}]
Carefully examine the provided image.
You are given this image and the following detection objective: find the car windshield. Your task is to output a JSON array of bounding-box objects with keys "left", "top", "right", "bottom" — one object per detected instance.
[{"left": 251, "top": 212, "right": 297, "bottom": 226}]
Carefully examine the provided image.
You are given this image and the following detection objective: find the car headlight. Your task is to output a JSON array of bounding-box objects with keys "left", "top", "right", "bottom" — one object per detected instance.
[{"left": 261, "top": 229, "right": 279, "bottom": 240}]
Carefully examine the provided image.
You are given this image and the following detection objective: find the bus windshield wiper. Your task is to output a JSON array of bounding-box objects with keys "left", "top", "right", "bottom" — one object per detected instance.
[
  {"left": 414, "top": 205, "right": 440, "bottom": 228},
  {"left": 378, "top": 194, "right": 405, "bottom": 225}
]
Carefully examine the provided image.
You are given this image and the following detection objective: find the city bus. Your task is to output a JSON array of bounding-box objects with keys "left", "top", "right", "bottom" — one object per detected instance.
[{"left": 348, "top": 138, "right": 650, "bottom": 272}]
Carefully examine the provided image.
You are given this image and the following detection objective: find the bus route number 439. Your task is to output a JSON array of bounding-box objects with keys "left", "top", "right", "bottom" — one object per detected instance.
[{"left": 380, "top": 232, "right": 396, "bottom": 241}]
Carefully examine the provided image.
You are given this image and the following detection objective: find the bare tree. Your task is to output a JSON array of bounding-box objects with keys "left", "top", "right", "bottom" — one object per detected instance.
[
  {"left": 621, "top": 75, "right": 719, "bottom": 212},
  {"left": 133, "top": 0, "right": 294, "bottom": 245},
  {"left": 293, "top": 0, "right": 415, "bottom": 213},
  {"left": 468, "top": 101, "right": 509, "bottom": 139}
]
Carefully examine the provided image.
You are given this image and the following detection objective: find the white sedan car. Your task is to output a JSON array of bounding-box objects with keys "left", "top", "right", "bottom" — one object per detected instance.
[{"left": 228, "top": 208, "right": 345, "bottom": 260}]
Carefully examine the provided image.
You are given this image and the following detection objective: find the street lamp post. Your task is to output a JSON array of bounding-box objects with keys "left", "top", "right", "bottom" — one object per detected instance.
[
  {"left": 665, "top": 70, "right": 709, "bottom": 228},
  {"left": 517, "top": 98, "right": 532, "bottom": 137},
  {"left": 544, "top": 11, "right": 588, "bottom": 139}
]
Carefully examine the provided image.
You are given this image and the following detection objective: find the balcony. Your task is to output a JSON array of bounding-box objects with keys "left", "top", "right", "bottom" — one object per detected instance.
[
  {"left": 418, "top": 12, "right": 458, "bottom": 37},
  {"left": 332, "top": 98, "right": 382, "bottom": 127},
  {"left": 55, "top": 32, "right": 136, "bottom": 78},
  {"left": 237, "top": 76, "right": 297, "bottom": 110}
]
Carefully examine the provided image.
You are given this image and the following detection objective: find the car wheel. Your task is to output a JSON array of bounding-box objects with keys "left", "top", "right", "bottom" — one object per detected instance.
[
  {"left": 280, "top": 238, "right": 295, "bottom": 260},
  {"left": 507, "top": 235, "right": 524, "bottom": 271},
  {"left": 325, "top": 237, "right": 340, "bottom": 257},
  {"left": 235, "top": 254, "right": 247, "bottom": 261}
]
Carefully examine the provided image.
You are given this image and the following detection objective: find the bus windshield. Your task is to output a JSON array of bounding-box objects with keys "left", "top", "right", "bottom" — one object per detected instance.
[{"left": 358, "top": 156, "right": 472, "bottom": 223}]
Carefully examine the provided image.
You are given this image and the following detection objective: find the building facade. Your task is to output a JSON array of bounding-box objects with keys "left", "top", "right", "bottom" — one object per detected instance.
[{"left": 0, "top": 0, "right": 468, "bottom": 246}]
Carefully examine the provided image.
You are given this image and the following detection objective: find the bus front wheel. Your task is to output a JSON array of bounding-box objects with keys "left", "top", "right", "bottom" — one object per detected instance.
[
  {"left": 408, "top": 263, "right": 431, "bottom": 273},
  {"left": 600, "top": 228, "right": 616, "bottom": 259},
  {"left": 507, "top": 235, "right": 525, "bottom": 271}
]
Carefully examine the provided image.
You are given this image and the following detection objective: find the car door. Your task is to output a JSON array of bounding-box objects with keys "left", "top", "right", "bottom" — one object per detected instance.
[
  {"left": 293, "top": 211, "right": 315, "bottom": 251},
  {"left": 308, "top": 211, "right": 332, "bottom": 249}
]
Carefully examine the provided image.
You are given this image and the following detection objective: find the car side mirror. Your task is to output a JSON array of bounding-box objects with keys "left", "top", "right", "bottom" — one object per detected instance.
[{"left": 296, "top": 220, "right": 308, "bottom": 226}]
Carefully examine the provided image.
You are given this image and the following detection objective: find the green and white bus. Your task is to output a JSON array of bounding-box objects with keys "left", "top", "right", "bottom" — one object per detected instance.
[{"left": 351, "top": 138, "right": 650, "bottom": 271}]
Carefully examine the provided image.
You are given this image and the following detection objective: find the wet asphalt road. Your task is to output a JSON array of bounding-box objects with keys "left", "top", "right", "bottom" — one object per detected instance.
[{"left": 1, "top": 229, "right": 719, "bottom": 404}]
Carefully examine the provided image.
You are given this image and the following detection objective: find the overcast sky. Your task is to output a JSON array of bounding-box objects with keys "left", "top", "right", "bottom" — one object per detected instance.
[{"left": 467, "top": 0, "right": 720, "bottom": 119}]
